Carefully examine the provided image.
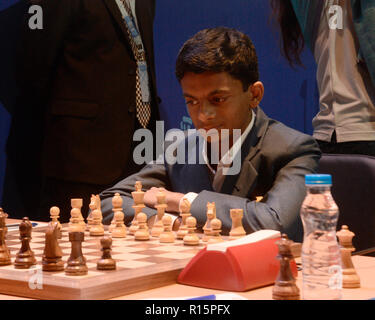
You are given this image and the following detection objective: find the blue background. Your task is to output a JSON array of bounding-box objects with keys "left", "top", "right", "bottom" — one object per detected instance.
[{"left": 0, "top": 0, "right": 318, "bottom": 204}]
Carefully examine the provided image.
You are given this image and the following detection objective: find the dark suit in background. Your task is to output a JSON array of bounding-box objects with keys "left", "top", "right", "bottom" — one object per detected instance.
[{"left": 2, "top": 0, "right": 159, "bottom": 222}]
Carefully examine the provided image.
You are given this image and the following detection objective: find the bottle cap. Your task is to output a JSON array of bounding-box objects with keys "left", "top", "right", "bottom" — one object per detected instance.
[{"left": 305, "top": 174, "right": 332, "bottom": 185}]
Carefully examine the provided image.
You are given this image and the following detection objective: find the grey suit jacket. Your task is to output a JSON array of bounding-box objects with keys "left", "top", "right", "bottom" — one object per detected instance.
[{"left": 100, "top": 107, "right": 321, "bottom": 242}]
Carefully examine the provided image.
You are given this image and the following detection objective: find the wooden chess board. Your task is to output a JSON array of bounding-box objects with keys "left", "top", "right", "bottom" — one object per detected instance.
[{"left": 0, "top": 224, "right": 208, "bottom": 300}]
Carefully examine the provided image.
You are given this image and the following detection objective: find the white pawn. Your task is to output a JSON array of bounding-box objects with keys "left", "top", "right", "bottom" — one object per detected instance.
[
  {"left": 49, "top": 206, "right": 62, "bottom": 239},
  {"left": 135, "top": 212, "right": 150, "bottom": 241},
  {"left": 89, "top": 208, "right": 104, "bottom": 236},
  {"left": 109, "top": 193, "right": 123, "bottom": 233},
  {"left": 159, "top": 215, "right": 175, "bottom": 243},
  {"left": 111, "top": 211, "right": 126, "bottom": 238},
  {"left": 87, "top": 194, "right": 98, "bottom": 230},
  {"left": 69, "top": 208, "right": 85, "bottom": 233},
  {"left": 71, "top": 198, "right": 86, "bottom": 228},
  {"left": 130, "top": 182, "right": 146, "bottom": 235},
  {"left": 208, "top": 218, "right": 224, "bottom": 244},
  {"left": 151, "top": 189, "right": 167, "bottom": 237},
  {"left": 183, "top": 216, "right": 200, "bottom": 246},
  {"left": 336, "top": 225, "right": 361, "bottom": 288},
  {"left": 202, "top": 202, "right": 216, "bottom": 242},
  {"left": 176, "top": 197, "right": 191, "bottom": 240}
]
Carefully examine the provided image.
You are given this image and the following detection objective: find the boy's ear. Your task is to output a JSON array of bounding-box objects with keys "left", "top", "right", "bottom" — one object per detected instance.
[{"left": 250, "top": 81, "right": 264, "bottom": 109}]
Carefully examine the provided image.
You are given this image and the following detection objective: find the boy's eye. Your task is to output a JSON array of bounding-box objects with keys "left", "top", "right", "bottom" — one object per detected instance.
[
  {"left": 186, "top": 99, "right": 198, "bottom": 106},
  {"left": 212, "top": 96, "right": 227, "bottom": 103}
]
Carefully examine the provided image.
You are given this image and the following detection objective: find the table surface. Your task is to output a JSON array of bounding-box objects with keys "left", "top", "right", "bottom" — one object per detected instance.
[
  {"left": 114, "top": 255, "right": 375, "bottom": 300},
  {"left": 1, "top": 219, "right": 374, "bottom": 300}
]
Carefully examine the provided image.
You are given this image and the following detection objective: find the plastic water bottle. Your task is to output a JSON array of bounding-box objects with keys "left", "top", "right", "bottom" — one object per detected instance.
[{"left": 300, "top": 174, "right": 342, "bottom": 300}]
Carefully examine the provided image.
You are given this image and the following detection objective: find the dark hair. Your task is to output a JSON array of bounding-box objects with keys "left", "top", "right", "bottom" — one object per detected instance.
[
  {"left": 270, "top": 0, "right": 304, "bottom": 67},
  {"left": 175, "top": 27, "right": 259, "bottom": 91}
]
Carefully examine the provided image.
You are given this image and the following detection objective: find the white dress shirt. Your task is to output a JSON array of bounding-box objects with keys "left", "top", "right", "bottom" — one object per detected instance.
[{"left": 180, "top": 110, "right": 256, "bottom": 209}]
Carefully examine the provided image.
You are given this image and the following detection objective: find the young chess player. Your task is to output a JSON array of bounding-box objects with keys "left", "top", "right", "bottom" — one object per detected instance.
[{"left": 99, "top": 27, "right": 321, "bottom": 242}]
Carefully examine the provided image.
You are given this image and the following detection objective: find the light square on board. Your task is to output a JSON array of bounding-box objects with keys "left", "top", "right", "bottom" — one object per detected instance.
[
  {"left": 116, "top": 260, "right": 155, "bottom": 269},
  {"left": 110, "top": 246, "right": 146, "bottom": 253},
  {"left": 111, "top": 252, "right": 150, "bottom": 260},
  {"left": 155, "top": 252, "right": 197, "bottom": 260},
  {"left": 150, "top": 245, "right": 199, "bottom": 252}
]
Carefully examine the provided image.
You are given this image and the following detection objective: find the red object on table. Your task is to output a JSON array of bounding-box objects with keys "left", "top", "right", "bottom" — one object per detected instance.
[{"left": 178, "top": 237, "right": 298, "bottom": 291}]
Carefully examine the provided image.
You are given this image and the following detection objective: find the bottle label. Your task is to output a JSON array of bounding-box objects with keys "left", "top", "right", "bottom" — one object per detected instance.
[{"left": 328, "top": 265, "right": 342, "bottom": 290}]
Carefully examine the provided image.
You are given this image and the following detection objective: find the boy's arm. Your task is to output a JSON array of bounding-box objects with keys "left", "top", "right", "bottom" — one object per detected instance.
[
  {"left": 189, "top": 134, "right": 321, "bottom": 242},
  {"left": 100, "top": 163, "right": 172, "bottom": 225}
]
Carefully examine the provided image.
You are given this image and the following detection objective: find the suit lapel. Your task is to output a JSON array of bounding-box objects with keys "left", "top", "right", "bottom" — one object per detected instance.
[
  {"left": 103, "top": 0, "right": 155, "bottom": 64},
  {"left": 135, "top": 0, "right": 154, "bottom": 58},
  {"left": 103, "top": 0, "right": 133, "bottom": 46},
  {"left": 219, "top": 107, "right": 269, "bottom": 197}
]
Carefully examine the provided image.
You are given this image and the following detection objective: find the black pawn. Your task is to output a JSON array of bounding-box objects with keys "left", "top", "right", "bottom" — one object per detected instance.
[
  {"left": 65, "top": 232, "right": 88, "bottom": 276},
  {"left": 14, "top": 217, "right": 36, "bottom": 269},
  {"left": 272, "top": 234, "right": 300, "bottom": 300},
  {"left": 0, "top": 209, "right": 11, "bottom": 266},
  {"left": 97, "top": 236, "right": 116, "bottom": 270}
]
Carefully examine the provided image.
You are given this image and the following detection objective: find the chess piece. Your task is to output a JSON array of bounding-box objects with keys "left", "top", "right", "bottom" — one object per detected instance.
[
  {"left": 49, "top": 206, "right": 62, "bottom": 239},
  {"left": 202, "top": 202, "right": 216, "bottom": 242},
  {"left": 159, "top": 215, "right": 175, "bottom": 243},
  {"left": 176, "top": 198, "right": 191, "bottom": 240},
  {"left": 71, "top": 198, "right": 86, "bottom": 228},
  {"left": 134, "top": 180, "right": 142, "bottom": 193},
  {"left": 65, "top": 232, "right": 88, "bottom": 276},
  {"left": 151, "top": 189, "right": 168, "bottom": 237},
  {"left": 0, "top": 209, "right": 11, "bottom": 266},
  {"left": 42, "top": 221, "right": 64, "bottom": 271},
  {"left": 272, "top": 234, "right": 300, "bottom": 300},
  {"left": 129, "top": 206, "right": 142, "bottom": 235},
  {"left": 97, "top": 236, "right": 116, "bottom": 270},
  {"left": 87, "top": 194, "right": 98, "bottom": 230},
  {"left": 89, "top": 208, "right": 104, "bottom": 236},
  {"left": 208, "top": 218, "right": 224, "bottom": 244},
  {"left": 336, "top": 225, "right": 361, "bottom": 288},
  {"left": 183, "top": 216, "right": 200, "bottom": 246},
  {"left": 109, "top": 193, "right": 123, "bottom": 233},
  {"left": 135, "top": 212, "right": 150, "bottom": 241},
  {"left": 111, "top": 210, "right": 127, "bottom": 238},
  {"left": 129, "top": 181, "right": 146, "bottom": 235},
  {"left": 229, "top": 208, "right": 246, "bottom": 240},
  {"left": 69, "top": 207, "right": 85, "bottom": 233},
  {"left": 14, "top": 217, "right": 37, "bottom": 269}
]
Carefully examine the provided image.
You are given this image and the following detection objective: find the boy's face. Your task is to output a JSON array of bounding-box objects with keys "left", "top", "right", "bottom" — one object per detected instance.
[{"left": 180, "top": 71, "right": 257, "bottom": 143}]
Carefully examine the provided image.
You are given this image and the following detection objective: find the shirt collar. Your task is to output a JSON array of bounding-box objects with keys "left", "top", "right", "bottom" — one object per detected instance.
[{"left": 201, "top": 110, "right": 256, "bottom": 174}]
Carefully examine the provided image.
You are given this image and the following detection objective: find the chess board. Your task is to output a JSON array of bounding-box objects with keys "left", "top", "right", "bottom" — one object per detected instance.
[{"left": 0, "top": 224, "right": 208, "bottom": 300}]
